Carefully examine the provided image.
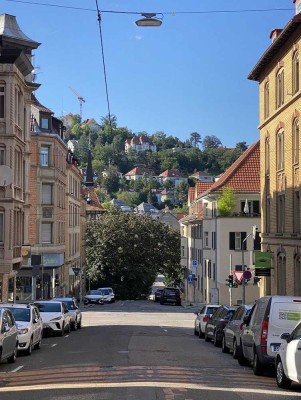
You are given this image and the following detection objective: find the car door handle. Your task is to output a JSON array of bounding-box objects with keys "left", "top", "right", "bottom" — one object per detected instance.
[{"left": 298, "top": 348, "right": 301, "bottom": 350}]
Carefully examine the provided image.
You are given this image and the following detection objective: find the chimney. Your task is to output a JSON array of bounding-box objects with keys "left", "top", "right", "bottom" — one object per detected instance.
[
  {"left": 294, "top": 0, "right": 301, "bottom": 15},
  {"left": 270, "top": 29, "right": 283, "bottom": 43}
]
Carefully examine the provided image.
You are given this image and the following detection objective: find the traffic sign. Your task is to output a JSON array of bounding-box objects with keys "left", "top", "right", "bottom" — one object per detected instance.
[
  {"left": 243, "top": 270, "right": 252, "bottom": 280},
  {"left": 192, "top": 260, "right": 198, "bottom": 267},
  {"left": 72, "top": 267, "right": 80, "bottom": 276},
  {"left": 233, "top": 271, "right": 244, "bottom": 283},
  {"left": 187, "top": 274, "right": 193, "bottom": 284}
]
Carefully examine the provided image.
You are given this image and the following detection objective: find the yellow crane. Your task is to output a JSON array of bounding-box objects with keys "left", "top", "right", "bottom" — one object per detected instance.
[{"left": 68, "top": 86, "right": 86, "bottom": 121}]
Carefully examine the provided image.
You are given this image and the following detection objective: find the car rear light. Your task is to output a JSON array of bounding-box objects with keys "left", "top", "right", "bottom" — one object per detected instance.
[
  {"left": 203, "top": 316, "right": 209, "bottom": 322},
  {"left": 260, "top": 319, "right": 269, "bottom": 353}
]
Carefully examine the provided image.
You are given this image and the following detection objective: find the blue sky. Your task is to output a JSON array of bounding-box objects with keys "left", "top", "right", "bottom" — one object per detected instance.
[{"left": 2, "top": 0, "right": 295, "bottom": 147}]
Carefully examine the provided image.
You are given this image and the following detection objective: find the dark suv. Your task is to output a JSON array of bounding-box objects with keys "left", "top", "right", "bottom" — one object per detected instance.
[
  {"left": 160, "top": 287, "right": 181, "bottom": 306},
  {"left": 204, "top": 305, "right": 237, "bottom": 347}
]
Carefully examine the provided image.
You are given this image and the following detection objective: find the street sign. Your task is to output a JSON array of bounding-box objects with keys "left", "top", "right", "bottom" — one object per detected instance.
[
  {"left": 187, "top": 274, "right": 193, "bottom": 284},
  {"left": 72, "top": 267, "right": 80, "bottom": 276},
  {"left": 192, "top": 260, "right": 198, "bottom": 267},
  {"left": 255, "top": 268, "right": 271, "bottom": 277},
  {"left": 233, "top": 271, "right": 244, "bottom": 283},
  {"left": 243, "top": 270, "right": 252, "bottom": 280}
]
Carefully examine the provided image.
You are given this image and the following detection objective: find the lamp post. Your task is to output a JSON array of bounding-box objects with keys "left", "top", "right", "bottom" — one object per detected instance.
[{"left": 135, "top": 13, "right": 163, "bottom": 27}]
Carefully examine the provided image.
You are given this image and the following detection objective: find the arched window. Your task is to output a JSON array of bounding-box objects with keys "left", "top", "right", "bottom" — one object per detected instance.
[
  {"left": 276, "top": 69, "right": 284, "bottom": 108},
  {"left": 276, "top": 130, "right": 284, "bottom": 170},
  {"left": 264, "top": 82, "right": 269, "bottom": 119},
  {"left": 293, "top": 118, "right": 299, "bottom": 164},
  {"left": 277, "top": 253, "right": 286, "bottom": 295},
  {"left": 294, "top": 255, "right": 301, "bottom": 295},
  {"left": 293, "top": 51, "right": 299, "bottom": 94},
  {"left": 265, "top": 137, "right": 270, "bottom": 174}
]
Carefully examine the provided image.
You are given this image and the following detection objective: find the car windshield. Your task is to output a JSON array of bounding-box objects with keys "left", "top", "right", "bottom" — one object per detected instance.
[
  {"left": 206, "top": 307, "right": 219, "bottom": 315},
  {"left": 35, "top": 302, "right": 61, "bottom": 312},
  {"left": 100, "top": 289, "right": 110, "bottom": 295},
  {"left": 64, "top": 301, "right": 76, "bottom": 310},
  {"left": 88, "top": 290, "right": 102, "bottom": 295},
  {"left": 8, "top": 308, "right": 30, "bottom": 322}
]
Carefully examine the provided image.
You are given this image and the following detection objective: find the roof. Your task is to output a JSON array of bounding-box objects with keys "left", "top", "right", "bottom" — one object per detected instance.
[
  {"left": 195, "top": 182, "right": 214, "bottom": 196},
  {"left": 31, "top": 94, "right": 53, "bottom": 114},
  {"left": 179, "top": 214, "right": 198, "bottom": 223},
  {"left": 83, "top": 188, "right": 106, "bottom": 212},
  {"left": 199, "top": 140, "right": 260, "bottom": 197},
  {"left": 189, "top": 171, "right": 212, "bottom": 178},
  {"left": 249, "top": 14, "right": 301, "bottom": 81},
  {"left": 124, "top": 167, "right": 152, "bottom": 176},
  {"left": 0, "top": 14, "right": 40, "bottom": 48},
  {"left": 135, "top": 202, "right": 159, "bottom": 213},
  {"left": 188, "top": 187, "right": 195, "bottom": 203},
  {"left": 159, "top": 169, "right": 185, "bottom": 178}
]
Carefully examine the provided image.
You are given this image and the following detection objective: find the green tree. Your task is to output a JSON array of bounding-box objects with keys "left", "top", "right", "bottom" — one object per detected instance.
[
  {"left": 217, "top": 187, "right": 237, "bottom": 216},
  {"left": 202, "top": 135, "right": 222, "bottom": 149},
  {"left": 174, "top": 181, "right": 189, "bottom": 205},
  {"left": 236, "top": 141, "right": 248, "bottom": 152},
  {"left": 85, "top": 212, "right": 182, "bottom": 299},
  {"left": 190, "top": 132, "right": 202, "bottom": 148},
  {"left": 101, "top": 167, "right": 120, "bottom": 195}
]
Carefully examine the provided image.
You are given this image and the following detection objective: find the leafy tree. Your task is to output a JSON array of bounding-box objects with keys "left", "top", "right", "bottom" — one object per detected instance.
[
  {"left": 174, "top": 181, "right": 189, "bottom": 205},
  {"left": 236, "top": 141, "right": 248, "bottom": 152},
  {"left": 85, "top": 212, "right": 182, "bottom": 299},
  {"left": 101, "top": 167, "right": 120, "bottom": 195},
  {"left": 202, "top": 135, "right": 222, "bottom": 149},
  {"left": 217, "top": 187, "right": 237, "bottom": 216},
  {"left": 190, "top": 132, "right": 202, "bottom": 148}
]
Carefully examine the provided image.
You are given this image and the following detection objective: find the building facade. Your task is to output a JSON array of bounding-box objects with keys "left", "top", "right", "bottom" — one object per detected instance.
[{"left": 248, "top": 0, "right": 301, "bottom": 296}]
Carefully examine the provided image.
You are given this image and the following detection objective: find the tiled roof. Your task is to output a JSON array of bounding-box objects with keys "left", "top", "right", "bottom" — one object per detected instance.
[
  {"left": 195, "top": 182, "right": 214, "bottom": 196},
  {"left": 179, "top": 214, "right": 197, "bottom": 223},
  {"left": 31, "top": 94, "right": 53, "bottom": 114},
  {"left": 124, "top": 167, "right": 152, "bottom": 176},
  {"left": 200, "top": 140, "right": 260, "bottom": 196},
  {"left": 189, "top": 171, "right": 212, "bottom": 178},
  {"left": 188, "top": 187, "right": 195, "bottom": 203},
  {"left": 159, "top": 169, "right": 185, "bottom": 178}
]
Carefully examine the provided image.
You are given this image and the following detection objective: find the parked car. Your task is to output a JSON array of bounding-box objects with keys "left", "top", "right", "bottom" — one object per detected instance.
[
  {"left": 84, "top": 290, "right": 104, "bottom": 305},
  {"left": 238, "top": 295, "right": 301, "bottom": 375},
  {"left": 2, "top": 303, "right": 43, "bottom": 355},
  {"left": 275, "top": 320, "right": 301, "bottom": 389},
  {"left": 52, "top": 297, "right": 82, "bottom": 330},
  {"left": 160, "top": 287, "right": 181, "bottom": 306},
  {"left": 204, "top": 305, "right": 237, "bottom": 346},
  {"left": 222, "top": 304, "right": 252, "bottom": 358},
  {"left": 0, "top": 307, "right": 18, "bottom": 363},
  {"left": 34, "top": 301, "right": 71, "bottom": 336},
  {"left": 97, "top": 287, "right": 115, "bottom": 303},
  {"left": 194, "top": 304, "right": 220, "bottom": 338},
  {"left": 154, "top": 289, "right": 164, "bottom": 302}
]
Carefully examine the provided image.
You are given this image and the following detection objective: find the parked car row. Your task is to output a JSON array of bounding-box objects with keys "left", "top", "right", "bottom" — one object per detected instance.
[
  {"left": 0, "top": 297, "right": 82, "bottom": 365},
  {"left": 84, "top": 287, "right": 115, "bottom": 305},
  {"left": 194, "top": 295, "right": 301, "bottom": 391}
]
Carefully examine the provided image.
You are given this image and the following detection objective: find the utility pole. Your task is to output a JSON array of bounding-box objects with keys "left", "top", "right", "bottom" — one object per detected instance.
[{"left": 242, "top": 225, "right": 257, "bottom": 304}]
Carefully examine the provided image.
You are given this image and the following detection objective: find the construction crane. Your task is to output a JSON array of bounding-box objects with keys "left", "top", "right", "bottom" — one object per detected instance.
[{"left": 68, "top": 86, "right": 86, "bottom": 121}]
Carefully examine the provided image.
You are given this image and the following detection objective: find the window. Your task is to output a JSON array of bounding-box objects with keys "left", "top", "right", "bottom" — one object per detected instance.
[
  {"left": 265, "top": 137, "right": 270, "bottom": 174},
  {"left": 14, "top": 148, "right": 22, "bottom": 187},
  {"left": 0, "top": 84, "right": 4, "bottom": 118},
  {"left": 204, "top": 232, "right": 209, "bottom": 247},
  {"left": 294, "top": 191, "right": 300, "bottom": 233},
  {"left": 40, "top": 146, "right": 49, "bottom": 166},
  {"left": 294, "top": 255, "right": 301, "bottom": 296},
  {"left": 181, "top": 246, "right": 185, "bottom": 257},
  {"left": 41, "top": 222, "right": 52, "bottom": 243},
  {"left": 15, "top": 86, "right": 22, "bottom": 126},
  {"left": 229, "top": 232, "right": 247, "bottom": 250},
  {"left": 276, "top": 130, "right": 284, "bottom": 170},
  {"left": 41, "top": 117, "right": 50, "bottom": 130},
  {"left": 0, "top": 145, "right": 5, "bottom": 165},
  {"left": 240, "top": 200, "right": 260, "bottom": 215},
  {"left": 0, "top": 211, "right": 4, "bottom": 243},
  {"left": 293, "top": 119, "right": 299, "bottom": 164},
  {"left": 266, "top": 196, "right": 271, "bottom": 233},
  {"left": 212, "top": 232, "right": 216, "bottom": 250},
  {"left": 293, "top": 51, "right": 299, "bottom": 94},
  {"left": 276, "top": 69, "right": 284, "bottom": 108},
  {"left": 277, "top": 254, "right": 286, "bottom": 295},
  {"left": 264, "top": 82, "right": 269, "bottom": 119},
  {"left": 277, "top": 193, "right": 285, "bottom": 233},
  {"left": 42, "top": 184, "right": 53, "bottom": 205}
]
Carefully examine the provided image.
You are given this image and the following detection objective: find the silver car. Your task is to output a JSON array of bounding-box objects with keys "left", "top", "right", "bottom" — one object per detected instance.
[
  {"left": 194, "top": 304, "right": 220, "bottom": 338},
  {"left": 222, "top": 304, "right": 252, "bottom": 358},
  {"left": 2, "top": 303, "right": 43, "bottom": 355},
  {"left": 0, "top": 307, "right": 18, "bottom": 363},
  {"left": 52, "top": 297, "right": 82, "bottom": 330}
]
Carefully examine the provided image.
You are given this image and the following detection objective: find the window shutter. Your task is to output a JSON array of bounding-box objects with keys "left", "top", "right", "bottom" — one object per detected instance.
[
  {"left": 241, "top": 232, "right": 247, "bottom": 250},
  {"left": 229, "top": 232, "right": 235, "bottom": 250},
  {"left": 253, "top": 201, "right": 260, "bottom": 215},
  {"left": 254, "top": 231, "right": 261, "bottom": 250},
  {"left": 42, "top": 184, "right": 52, "bottom": 204},
  {"left": 42, "top": 223, "right": 52, "bottom": 243}
]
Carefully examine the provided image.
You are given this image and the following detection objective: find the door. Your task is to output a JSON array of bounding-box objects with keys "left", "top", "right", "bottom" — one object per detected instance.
[
  {"left": 286, "top": 323, "right": 301, "bottom": 382},
  {"left": 1, "top": 311, "right": 15, "bottom": 359}
]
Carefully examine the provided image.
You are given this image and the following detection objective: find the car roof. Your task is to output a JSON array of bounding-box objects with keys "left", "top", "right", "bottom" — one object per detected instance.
[
  {"left": 0, "top": 303, "right": 33, "bottom": 309},
  {"left": 34, "top": 300, "right": 63, "bottom": 304},
  {"left": 52, "top": 297, "right": 74, "bottom": 301}
]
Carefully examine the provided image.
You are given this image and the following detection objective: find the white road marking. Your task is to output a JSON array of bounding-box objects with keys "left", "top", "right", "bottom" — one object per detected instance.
[
  {"left": 0, "top": 381, "right": 299, "bottom": 396},
  {"left": 10, "top": 366, "right": 23, "bottom": 373},
  {"left": 65, "top": 335, "right": 69, "bottom": 338},
  {"left": 51, "top": 344, "right": 57, "bottom": 348}
]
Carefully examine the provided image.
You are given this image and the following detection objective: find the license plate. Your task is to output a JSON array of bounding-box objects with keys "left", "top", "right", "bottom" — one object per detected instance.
[{"left": 272, "top": 345, "right": 280, "bottom": 352}]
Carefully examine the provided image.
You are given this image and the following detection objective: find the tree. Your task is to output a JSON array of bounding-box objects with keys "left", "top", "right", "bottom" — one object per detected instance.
[
  {"left": 85, "top": 212, "right": 183, "bottom": 299},
  {"left": 236, "top": 141, "right": 248, "bottom": 152},
  {"left": 174, "top": 181, "right": 189, "bottom": 205},
  {"left": 217, "top": 187, "right": 237, "bottom": 216},
  {"left": 202, "top": 135, "right": 222, "bottom": 149},
  {"left": 101, "top": 167, "right": 120, "bottom": 195},
  {"left": 190, "top": 132, "right": 202, "bottom": 148}
]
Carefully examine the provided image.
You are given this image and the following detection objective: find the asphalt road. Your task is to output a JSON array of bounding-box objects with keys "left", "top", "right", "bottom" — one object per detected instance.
[{"left": 0, "top": 300, "right": 300, "bottom": 400}]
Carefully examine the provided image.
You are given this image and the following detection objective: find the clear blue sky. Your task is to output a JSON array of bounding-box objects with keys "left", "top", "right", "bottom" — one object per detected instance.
[{"left": 2, "top": 0, "right": 295, "bottom": 147}]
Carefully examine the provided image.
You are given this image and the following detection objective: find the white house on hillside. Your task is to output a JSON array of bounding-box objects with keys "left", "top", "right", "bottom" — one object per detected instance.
[{"left": 125, "top": 135, "right": 157, "bottom": 153}]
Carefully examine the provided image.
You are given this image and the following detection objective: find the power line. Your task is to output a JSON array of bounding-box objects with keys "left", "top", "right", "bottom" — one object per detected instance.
[{"left": 5, "top": 0, "right": 294, "bottom": 16}]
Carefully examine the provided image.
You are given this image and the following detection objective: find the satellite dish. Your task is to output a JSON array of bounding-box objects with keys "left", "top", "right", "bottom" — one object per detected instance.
[{"left": 0, "top": 165, "right": 13, "bottom": 187}]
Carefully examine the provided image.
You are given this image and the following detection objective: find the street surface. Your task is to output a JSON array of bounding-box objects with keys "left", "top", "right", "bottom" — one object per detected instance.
[{"left": 0, "top": 300, "right": 300, "bottom": 399}]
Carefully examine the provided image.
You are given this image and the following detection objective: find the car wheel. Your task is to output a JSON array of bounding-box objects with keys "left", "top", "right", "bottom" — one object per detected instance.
[
  {"left": 232, "top": 339, "right": 238, "bottom": 359},
  {"left": 204, "top": 329, "right": 210, "bottom": 342},
  {"left": 59, "top": 324, "right": 65, "bottom": 336},
  {"left": 194, "top": 325, "right": 198, "bottom": 336},
  {"left": 26, "top": 337, "right": 33, "bottom": 356},
  {"left": 237, "top": 341, "right": 248, "bottom": 366},
  {"left": 222, "top": 335, "right": 229, "bottom": 353},
  {"left": 253, "top": 349, "right": 264, "bottom": 376},
  {"left": 276, "top": 357, "right": 292, "bottom": 389},
  {"left": 72, "top": 319, "right": 78, "bottom": 331},
  {"left": 77, "top": 319, "right": 82, "bottom": 329},
  {"left": 7, "top": 345, "right": 17, "bottom": 363},
  {"left": 199, "top": 326, "right": 205, "bottom": 339},
  {"left": 66, "top": 322, "right": 71, "bottom": 334},
  {"left": 34, "top": 334, "right": 42, "bottom": 350},
  {"left": 98, "top": 299, "right": 104, "bottom": 305},
  {"left": 213, "top": 331, "right": 221, "bottom": 347}
]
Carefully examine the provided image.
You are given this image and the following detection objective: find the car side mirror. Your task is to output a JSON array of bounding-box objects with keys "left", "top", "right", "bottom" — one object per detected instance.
[
  {"left": 1, "top": 325, "right": 10, "bottom": 333},
  {"left": 243, "top": 315, "right": 250, "bottom": 326},
  {"left": 280, "top": 332, "right": 290, "bottom": 342}
]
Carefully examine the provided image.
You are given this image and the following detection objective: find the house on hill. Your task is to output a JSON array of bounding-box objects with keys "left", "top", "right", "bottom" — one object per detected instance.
[
  {"left": 158, "top": 169, "right": 188, "bottom": 187},
  {"left": 124, "top": 166, "right": 152, "bottom": 181},
  {"left": 125, "top": 135, "right": 157, "bottom": 153}
]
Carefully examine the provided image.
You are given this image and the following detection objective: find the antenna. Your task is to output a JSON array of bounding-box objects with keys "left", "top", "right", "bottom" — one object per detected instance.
[{"left": 68, "top": 86, "right": 86, "bottom": 121}]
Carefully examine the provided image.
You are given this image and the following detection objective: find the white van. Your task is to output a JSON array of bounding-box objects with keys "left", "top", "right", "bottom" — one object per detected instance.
[{"left": 238, "top": 296, "right": 301, "bottom": 375}]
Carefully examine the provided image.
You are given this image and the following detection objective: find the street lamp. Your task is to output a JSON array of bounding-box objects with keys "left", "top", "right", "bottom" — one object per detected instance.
[{"left": 135, "top": 13, "right": 162, "bottom": 27}]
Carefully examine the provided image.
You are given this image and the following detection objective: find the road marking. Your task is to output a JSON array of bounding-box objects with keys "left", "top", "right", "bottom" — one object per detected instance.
[
  {"left": 51, "top": 344, "right": 57, "bottom": 348},
  {"left": 65, "top": 335, "right": 69, "bottom": 338},
  {"left": 10, "top": 366, "right": 23, "bottom": 373},
  {"left": 0, "top": 381, "right": 300, "bottom": 396}
]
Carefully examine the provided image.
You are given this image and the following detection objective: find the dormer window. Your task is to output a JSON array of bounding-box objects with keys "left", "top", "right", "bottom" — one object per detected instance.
[{"left": 41, "top": 117, "right": 50, "bottom": 130}]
